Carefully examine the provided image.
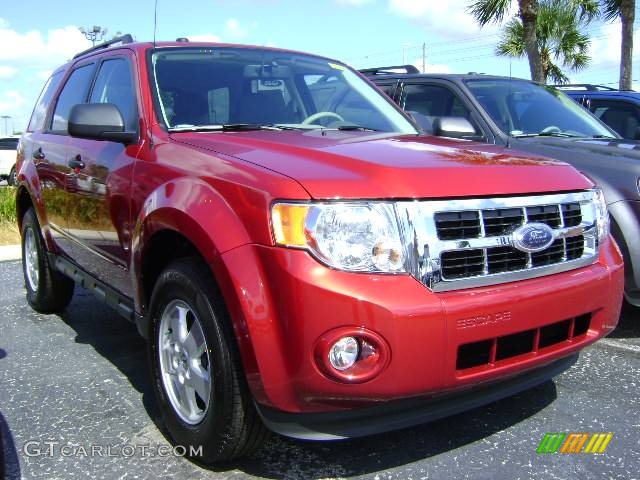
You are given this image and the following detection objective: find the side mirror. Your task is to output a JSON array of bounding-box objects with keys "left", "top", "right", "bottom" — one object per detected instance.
[
  {"left": 68, "top": 103, "right": 137, "bottom": 144},
  {"left": 433, "top": 116, "right": 477, "bottom": 139}
]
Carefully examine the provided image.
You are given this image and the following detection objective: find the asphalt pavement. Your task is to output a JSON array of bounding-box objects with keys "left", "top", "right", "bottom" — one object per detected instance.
[{"left": 0, "top": 259, "right": 638, "bottom": 480}]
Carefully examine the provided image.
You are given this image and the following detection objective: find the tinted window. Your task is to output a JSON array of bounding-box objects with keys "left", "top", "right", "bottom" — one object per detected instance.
[
  {"left": 401, "top": 83, "right": 478, "bottom": 134},
  {"left": 465, "top": 79, "right": 614, "bottom": 138},
  {"left": 0, "top": 138, "right": 19, "bottom": 150},
  {"left": 27, "top": 71, "right": 64, "bottom": 132},
  {"left": 589, "top": 100, "right": 640, "bottom": 140},
  {"left": 376, "top": 84, "right": 397, "bottom": 99},
  {"left": 89, "top": 58, "right": 138, "bottom": 131},
  {"left": 51, "top": 64, "right": 95, "bottom": 132}
]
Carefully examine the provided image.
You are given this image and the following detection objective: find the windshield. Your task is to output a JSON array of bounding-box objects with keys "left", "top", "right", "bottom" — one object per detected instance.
[
  {"left": 464, "top": 79, "right": 616, "bottom": 138},
  {"left": 150, "top": 47, "right": 417, "bottom": 134}
]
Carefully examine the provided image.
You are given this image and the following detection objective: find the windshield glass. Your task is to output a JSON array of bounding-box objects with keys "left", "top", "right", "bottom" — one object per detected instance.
[
  {"left": 150, "top": 47, "right": 417, "bottom": 134},
  {"left": 464, "top": 79, "right": 615, "bottom": 138}
]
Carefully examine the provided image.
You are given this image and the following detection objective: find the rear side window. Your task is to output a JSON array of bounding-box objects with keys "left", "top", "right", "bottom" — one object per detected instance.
[
  {"left": 27, "top": 71, "right": 64, "bottom": 132},
  {"left": 51, "top": 64, "right": 95, "bottom": 132},
  {"left": 89, "top": 58, "right": 138, "bottom": 131},
  {"left": 589, "top": 99, "right": 640, "bottom": 140}
]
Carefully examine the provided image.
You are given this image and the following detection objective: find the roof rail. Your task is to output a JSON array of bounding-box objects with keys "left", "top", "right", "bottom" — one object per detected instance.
[
  {"left": 73, "top": 34, "right": 134, "bottom": 59},
  {"left": 359, "top": 65, "right": 420, "bottom": 76},
  {"left": 552, "top": 83, "right": 617, "bottom": 91}
]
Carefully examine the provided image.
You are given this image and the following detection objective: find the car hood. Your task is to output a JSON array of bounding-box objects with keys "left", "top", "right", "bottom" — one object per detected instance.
[
  {"left": 171, "top": 130, "right": 592, "bottom": 199},
  {"left": 513, "top": 136, "right": 640, "bottom": 158}
]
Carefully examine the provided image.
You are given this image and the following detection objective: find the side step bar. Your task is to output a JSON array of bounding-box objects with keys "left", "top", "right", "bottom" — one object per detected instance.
[{"left": 48, "top": 253, "right": 148, "bottom": 338}]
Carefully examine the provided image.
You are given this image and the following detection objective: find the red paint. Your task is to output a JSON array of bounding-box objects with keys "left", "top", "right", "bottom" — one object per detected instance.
[{"left": 17, "top": 41, "right": 624, "bottom": 418}]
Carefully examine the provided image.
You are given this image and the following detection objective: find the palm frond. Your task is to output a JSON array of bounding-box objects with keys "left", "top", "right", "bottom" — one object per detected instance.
[{"left": 467, "top": 0, "right": 514, "bottom": 26}]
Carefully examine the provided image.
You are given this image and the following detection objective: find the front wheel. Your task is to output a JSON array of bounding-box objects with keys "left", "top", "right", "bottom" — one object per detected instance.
[{"left": 147, "top": 258, "right": 268, "bottom": 463}]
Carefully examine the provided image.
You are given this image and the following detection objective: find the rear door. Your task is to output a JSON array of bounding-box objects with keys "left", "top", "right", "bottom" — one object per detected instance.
[
  {"left": 25, "top": 64, "right": 95, "bottom": 254},
  {"left": 64, "top": 53, "right": 141, "bottom": 296}
]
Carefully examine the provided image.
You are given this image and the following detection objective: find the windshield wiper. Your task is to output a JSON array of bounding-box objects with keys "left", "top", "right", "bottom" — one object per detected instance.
[
  {"left": 169, "top": 123, "right": 283, "bottom": 132},
  {"left": 513, "top": 131, "right": 579, "bottom": 138},
  {"left": 589, "top": 134, "right": 617, "bottom": 139},
  {"left": 334, "top": 125, "right": 379, "bottom": 132}
]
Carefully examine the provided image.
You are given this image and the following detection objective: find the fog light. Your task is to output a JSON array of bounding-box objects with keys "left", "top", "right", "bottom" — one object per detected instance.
[{"left": 328, "top": 337, "right": 359, "bottom": 371}]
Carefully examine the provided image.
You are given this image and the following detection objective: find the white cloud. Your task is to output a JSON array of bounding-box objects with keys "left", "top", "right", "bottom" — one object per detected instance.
[
  {"left": 0, "top": 90, "right": 26, "bottom": 115},
  {"left": 0, "top": 65, "right": 17, "bottom": 79},
  {"left": 387, "top": 0, "right": 515, "bottom": 39},
  {"left": 571, "top": 20, "right": 639, "bottom": 87},
  {"left": 223, "top": 18, "right": 247, "bottom": 40},
  {"left": 335, "top": 0, "right": 376, "bottom": 5},
  {"left": 409, "top": 57, "right": 451, "bottom": 73},
  {"left": 188, "top": 33, "right": 222, "bottom": 42},
  {"left": 37, "top": 69, "right": 53, "bottom": 80},
  {"left": 0, "top": 25, "right": 91, "bottom": 64}
]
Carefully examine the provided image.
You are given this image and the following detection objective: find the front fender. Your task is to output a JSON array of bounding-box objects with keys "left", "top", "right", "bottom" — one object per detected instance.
[{"left": 131, "top": 177, "right": 254, "bottom": 311}]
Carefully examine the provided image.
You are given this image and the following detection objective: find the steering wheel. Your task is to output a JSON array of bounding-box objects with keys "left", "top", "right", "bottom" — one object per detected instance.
[
  {"left": 301, "top": 111, "right": 345, "bottom": 125},
  {"left": 540, "top": 125, "right": 561, "bottom": 134}
]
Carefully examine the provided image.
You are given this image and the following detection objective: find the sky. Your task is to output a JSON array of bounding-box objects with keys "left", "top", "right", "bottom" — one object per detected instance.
[{"left": 0, "top": 0, "right": 637, "bottom": 134}]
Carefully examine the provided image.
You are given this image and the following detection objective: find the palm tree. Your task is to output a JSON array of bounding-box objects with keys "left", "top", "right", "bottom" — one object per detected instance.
[
  {"left": 601, "top": 0, "right": 636, "bottom": 90},
  {"left": 468, "top": 0, "right": 599, "bottom": 82},
  {"left": 496, "top": 1, "right": 592, "bottom": 83}
]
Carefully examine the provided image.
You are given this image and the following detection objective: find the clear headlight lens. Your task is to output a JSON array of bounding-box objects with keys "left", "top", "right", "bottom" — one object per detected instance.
[
  {"left": 593, "top": 188, "right": 609, "bottom": 246},
  {"left": 271, "top": 202, "right": 405, "bottom": 273}
]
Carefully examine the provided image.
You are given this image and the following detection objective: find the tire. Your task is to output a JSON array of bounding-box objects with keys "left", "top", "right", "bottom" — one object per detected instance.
[
  {"left": 7, "top": 166, "right": 16, "bottom": 186},
  {"left": 21, "top": 208, "right": 74, "bottom": 313},
  {"left": 147, "top": 257, "right": 268, "bottom": 464}
]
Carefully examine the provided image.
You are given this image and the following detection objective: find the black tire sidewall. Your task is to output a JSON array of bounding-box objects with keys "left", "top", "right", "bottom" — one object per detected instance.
[
  {"left": 8, "top": 166, "right": 16, "bottom": 186},
  {"left": 148, "top": 262, "right": 239, "bottom": 461},
  {"left": 21, "top": 210, "right": 48, "bottom": 305}
]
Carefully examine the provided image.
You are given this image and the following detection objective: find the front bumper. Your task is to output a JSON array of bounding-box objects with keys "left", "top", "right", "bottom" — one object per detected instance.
[
  {"left": 256, "top": 353, "right": 578, "bottom": 440},
  {"left": 218, "top": 236, "right": 624, "bottom": 418}
]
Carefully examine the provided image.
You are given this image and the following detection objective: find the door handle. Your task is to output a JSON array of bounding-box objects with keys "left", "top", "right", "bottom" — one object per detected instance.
[
  {"left": 68, "top": 156, "right": 85, "bottom": 170},
  {"left": 33, "top": 148, "right": 45, "bottom": 160}
]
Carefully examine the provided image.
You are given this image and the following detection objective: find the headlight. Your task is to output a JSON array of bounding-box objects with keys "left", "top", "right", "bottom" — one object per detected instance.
[
  {"left": 593, "top": 188, "right": 609, "bottom": 246},
  {"left": 271, "top": 202, "right": 405, "bottom": 273}
]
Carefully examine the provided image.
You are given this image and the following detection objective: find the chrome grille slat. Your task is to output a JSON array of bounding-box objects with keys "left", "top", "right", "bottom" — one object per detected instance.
[{"left": 395, "top": 191, "right": 599, "bottom": 292}]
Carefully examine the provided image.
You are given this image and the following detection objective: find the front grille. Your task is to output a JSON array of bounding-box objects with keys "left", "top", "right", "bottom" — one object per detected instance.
[
  {"left": 434, "top": 211, "right": 480, "bottom": 240},
  {"left": 396, "top": 191, "right": 599, "bottom": 291},
  {"left": 456, "top": 313, "right": 592, "bottom": 370}
]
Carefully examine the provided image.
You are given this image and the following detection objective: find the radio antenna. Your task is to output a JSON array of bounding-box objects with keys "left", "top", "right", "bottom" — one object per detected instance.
[{"left": 153, "top": 0, "right": 159, "bottom": 47}]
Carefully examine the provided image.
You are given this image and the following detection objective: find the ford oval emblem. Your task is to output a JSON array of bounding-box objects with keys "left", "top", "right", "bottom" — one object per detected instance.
[{"left": 512, "top": 223, "right": 555, "bottom": 253}]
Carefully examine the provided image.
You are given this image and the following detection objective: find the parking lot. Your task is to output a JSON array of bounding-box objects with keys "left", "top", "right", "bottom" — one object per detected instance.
[{"left": 0, "top": 258, "right": 638, "bottom": 480}]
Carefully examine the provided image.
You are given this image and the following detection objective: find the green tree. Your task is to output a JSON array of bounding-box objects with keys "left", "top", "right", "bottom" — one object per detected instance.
[
  {"left": 468, "top": 0, "right": 599, "bottom": 82},
  {"left": 601, "top": 0, "right": 636, "bottom": 90},
  {"left": 496, "top": 1, "right": 592, "bottom": 83}
]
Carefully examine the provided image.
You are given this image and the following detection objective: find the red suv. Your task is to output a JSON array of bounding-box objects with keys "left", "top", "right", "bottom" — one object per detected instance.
[{"left": 15, "top": 36, "right": 624, "bottom": 463}]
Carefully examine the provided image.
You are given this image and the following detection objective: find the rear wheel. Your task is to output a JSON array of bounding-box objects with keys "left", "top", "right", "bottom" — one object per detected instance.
[
  {"left": 7, "top": 166, "right": 16, "bottom": 186},
  {"left": 147, "top": 258, "right": 268, "bottom": 463},
  {"left": 21, "top": 208, "right": 74, "bottom": 313}
]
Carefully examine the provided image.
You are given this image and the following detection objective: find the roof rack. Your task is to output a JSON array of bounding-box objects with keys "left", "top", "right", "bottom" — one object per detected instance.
[
  {"left": 552, "top": 83, "right": 617, "bottom": 91},
  {"left": 73, "top": 34, "right": 134, "bottom": 59},
  {"left": 359, "top": 65, "right": 420, "bottom": 76}
]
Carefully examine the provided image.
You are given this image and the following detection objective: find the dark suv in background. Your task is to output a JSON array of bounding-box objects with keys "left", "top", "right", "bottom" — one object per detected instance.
[
  {"left": 363, "top": 66, "right": 640, "bottom": 307},
  {"left": 557, "top": 84, "right": 640, "bottom": 140}
]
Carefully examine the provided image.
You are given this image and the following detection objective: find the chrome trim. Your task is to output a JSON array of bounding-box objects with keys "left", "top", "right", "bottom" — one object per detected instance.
[{"left": 395, "top": 191, "right": 599, "bottom": 292}]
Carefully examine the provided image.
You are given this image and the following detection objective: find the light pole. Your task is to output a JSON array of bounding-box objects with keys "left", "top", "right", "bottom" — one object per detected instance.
[
  {"left": 79, "top": 26, "right": 107, "bottom": 46},
  {"left": 0, "top": 116, "right": 10, "bottom": 136}
]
